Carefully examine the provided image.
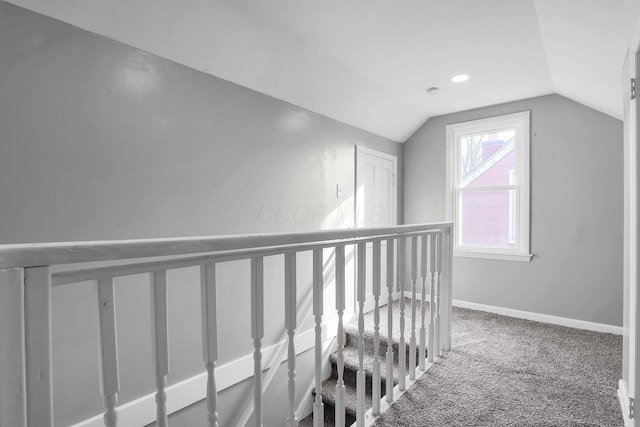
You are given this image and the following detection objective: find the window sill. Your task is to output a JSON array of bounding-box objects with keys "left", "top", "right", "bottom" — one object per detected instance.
[{"left": 453, "top": 250, "right": 533, "bottom": 262}]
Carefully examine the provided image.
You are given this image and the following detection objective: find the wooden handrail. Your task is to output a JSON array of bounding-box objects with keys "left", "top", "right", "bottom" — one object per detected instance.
[{"left": 0, "top": 223, "right": 451, "bottom": 268}]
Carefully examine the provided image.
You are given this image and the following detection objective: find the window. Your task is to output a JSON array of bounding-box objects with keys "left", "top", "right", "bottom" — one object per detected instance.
[{"left": 445, "top": 111, "right": 531, "bottom": 261}]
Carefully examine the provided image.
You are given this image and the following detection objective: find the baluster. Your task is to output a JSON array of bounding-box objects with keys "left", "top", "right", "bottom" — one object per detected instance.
[
  {"left": 200, "top": 264, "right": 219, "bottom": 427},
  {"left": 151, "top": 270, "right": 169, "bottom": 427},
  {"left": 428, "top": 235, "right": 437, "bottom": 362},
  {"left": 251, "top": 258, "right": 265, "bottom": 427},
  {"left": 372, "top": 240, "right": 381, "bottom": 416},
  {"left": 396, "top": 238, "right": 407, "bottom": 392},
  {"left": 312, "top": 249, "right": 324, "bottom": 427},
  {"left": 285, "top": 253, "right": 298, "bottom": 427},
  {"left": 24, "top": 267, "right": 53, "bottom": 427},
  {"left": 440, "top": 230, "right": 453, "bottom": 352},
  {"left": 356, "top": 242, "right": 366, "bottom": 427},
  {"left": 409, "top": 237, "right": 418, "bottom": 380},
  {"left": 97, "top": 277, "right": 119, "bottom": 427},
  {"left": 385, "top": 238, "right": 395, "bottom": 403},
  {"left": 334, "top": 245, "right": 346, "bottom": 426},
  {"left": 434, "top": 233, "right": 442, "bottom": 357},
  {"left": 419, "top": 235, "right": 427, "bottom": 371}
]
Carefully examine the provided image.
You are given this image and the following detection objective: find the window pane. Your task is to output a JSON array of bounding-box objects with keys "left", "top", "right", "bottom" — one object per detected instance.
[
  {"left": 459, "top": 130, "right": 515, "bottom": 188},
  {"left": 459, "top": 189, "right": 517, "bottom": 249}
]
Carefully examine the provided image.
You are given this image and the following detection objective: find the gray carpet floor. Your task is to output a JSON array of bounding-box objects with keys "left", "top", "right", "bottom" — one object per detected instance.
[{"left": 373, "top": 303, "right": 623, "bottom": 427}]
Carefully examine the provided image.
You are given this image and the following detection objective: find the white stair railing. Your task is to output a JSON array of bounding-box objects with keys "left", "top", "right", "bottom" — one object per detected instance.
[
  {"left": 236, "top": 248, "right": 336, "bottom": 427},
  {"left": 385, "top": 238, "right": 394, "bottom": 404},
  {"left": 201, "top": 263, "right": 219, "bottom": 427},
  {"left": 151, "top": 270, "right": 169, "bottom": 427},
  {"left": 334, "top": 245, "right": 346, "bottom": 426},
  {"left": 0, "top": 222, "right": 453, "bottom": 427},
  {"left": 396, "top": 237, "right": 407, "bottom": 392},
  {"left": 285, "top": 251, "right": 298, "bottom": 427},
  {"left": 356, "top": 241, "right": 367, "bottom": 427},
  {"left": 409, "top": 236, "right": 418, "bottom": 381}
]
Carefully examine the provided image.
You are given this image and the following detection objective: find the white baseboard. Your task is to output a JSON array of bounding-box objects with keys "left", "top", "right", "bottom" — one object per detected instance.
[
  {"left": 72, "top": 319, "right": 341, "bottom": 427},
  {"left": 402, "top": 291, "right": 623, "bottom": 335},
  {"left": 618, "top": 380, "right": 634, "bottom": 427}
]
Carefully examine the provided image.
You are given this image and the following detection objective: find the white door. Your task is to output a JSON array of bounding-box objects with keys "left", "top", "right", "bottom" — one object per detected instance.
[{"left": 355, "top": 146, "right": 397, "bottom": 313}]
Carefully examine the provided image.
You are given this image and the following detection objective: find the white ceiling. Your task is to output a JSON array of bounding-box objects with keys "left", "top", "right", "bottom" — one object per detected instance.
[{"left": 5, "top": 0, "right": 640, "bottom": 142}]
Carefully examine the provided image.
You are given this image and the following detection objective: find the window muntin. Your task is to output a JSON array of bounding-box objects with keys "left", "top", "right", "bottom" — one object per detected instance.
[
  {"left": 458, "top": 130, "right": 515, "bottom": 188},
  {"left": 446, "top": 112, "right": 531, "bottom": 261}
]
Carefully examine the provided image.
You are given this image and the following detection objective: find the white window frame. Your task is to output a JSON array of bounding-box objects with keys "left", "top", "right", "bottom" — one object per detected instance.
[
  {"left": 508, "top": 169, "right": 516, "bottom": 244},
  {"left": 445, "top": 111, "right": 532, "bottom": 262}
]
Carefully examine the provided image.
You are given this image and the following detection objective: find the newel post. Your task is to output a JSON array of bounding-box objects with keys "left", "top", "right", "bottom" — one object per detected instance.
[
  {"left": 24, "top": 266, "right": 54, "bottom": 427},
  {"left": 0, "top": 266, "right": 53, "bottom": 427},
  {"left": 439, "top": 229, "right": 453, "bottom": 352},
  {"left": 0, "top": 268, "right": 27, "bottom": 427},
  {"left": 0, "top": 266, "right": 54, "bottom": 427}
]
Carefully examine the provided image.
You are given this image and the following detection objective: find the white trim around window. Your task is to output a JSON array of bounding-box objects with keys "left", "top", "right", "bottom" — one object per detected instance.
[{"left": 445, "top": 111, "right": 532, "bottom": 262}]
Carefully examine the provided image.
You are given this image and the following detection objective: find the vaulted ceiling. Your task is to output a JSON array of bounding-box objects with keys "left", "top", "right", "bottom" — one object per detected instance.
[{"left": 5, "top": 0, "right": 640, "bottom": 142}]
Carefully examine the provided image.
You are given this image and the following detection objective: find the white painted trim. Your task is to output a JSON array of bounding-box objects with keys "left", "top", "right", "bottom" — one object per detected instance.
[
  {"left": 355, "top": 145, "right": 398, "bottom": 228},
  {"left": 619, "top": 379, "right": 635, "bottom": 427},
  {"left": 454, "top": 299, "right": 623, "bottom": 335},
  {"left": 627, "top": 24, "right": 640, "bottom": 418},
  {"left": 402, "top": 292, "right": 623, "bottom": 335},
  {"left": 453, "top": 250, "right": 533, "bottom": 262},
  {"left": 0, "top": 223, "right": 450, "bottom": 269},
  {"left": 72, "top": 319, "right": 340, "bottom": 427},
  {"left": 445, "top": 111, "right": 531, "bottom": 258},
  {"left": 355, "top": 145, "right": 398, "bottom": 163},
  {"left": 460, "top": 137, "right": 515, "bottom": 188}
]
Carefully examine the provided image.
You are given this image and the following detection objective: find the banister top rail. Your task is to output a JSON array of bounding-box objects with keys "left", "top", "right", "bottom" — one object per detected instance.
[
  {"left": 0, "top": 222, "right": 452, "bottom": 269},
  {"left": 51, "top": 228, "right": 446, "bottom": 287}
]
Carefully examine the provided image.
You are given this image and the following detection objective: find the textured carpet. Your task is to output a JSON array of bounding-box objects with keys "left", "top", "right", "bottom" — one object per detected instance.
[
  {"left": 300, "top": 300, "right": 422, "bottom": 426},
  {"left": 373, "top": 304, "right": 623, "bottom": 427}
]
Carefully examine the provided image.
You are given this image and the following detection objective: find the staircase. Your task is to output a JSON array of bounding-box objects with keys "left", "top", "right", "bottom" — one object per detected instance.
[
  {"left": 300, "top": 301, "right": 422, "bottom": 426},
  {"left": 0, "top": 224, "right": 452, "bottom": 427}
]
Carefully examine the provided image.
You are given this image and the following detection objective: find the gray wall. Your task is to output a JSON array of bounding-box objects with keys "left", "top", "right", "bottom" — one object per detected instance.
[
  {"left": 0, "top": 3, "right": 401, "bottom": 425},
  {"left": 404, "top": 94, "right": 623, "bottom": 327}
]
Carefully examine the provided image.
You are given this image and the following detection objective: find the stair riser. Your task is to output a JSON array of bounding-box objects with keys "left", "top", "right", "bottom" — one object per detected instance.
[
  {"left": 330, "top": 364, "right": 392, "bottom": 395},
  {"left": 345, "top": 331, "right": 425, "bottom": 363},
  {"left": 322, "top": 400, "right": 356, "bottom": 427},
  {"left": 301, "top": 302, "right": 430, "bottom": 427},
  {"left": 310, "top": 387, "right": 359, "bottom": 426}
]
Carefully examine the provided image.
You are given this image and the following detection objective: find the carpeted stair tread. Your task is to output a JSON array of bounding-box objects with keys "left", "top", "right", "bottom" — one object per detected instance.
[
  {"left": 300, "top": 299, "right": 432, "bottom": 426},
  {"left": 298, "top": 416, "right": 314, "bottom": 427},
  {"left": 301, "top": 377, "right": 372, "bottom": 426},
  {"left": 343, "top": 300, "right": 433, "bottom": 360},
  {"left": 319, "top": 376, "right": 373, "bottom": 424},
  {"left": 344, "top": 300, "right": 432, "bottom": 343},
  {"left": 343, "top": 327, "right": 425, "bottom": 369},
  {"left": 329, "top": 346, "right": 405, "bottom": 388}
]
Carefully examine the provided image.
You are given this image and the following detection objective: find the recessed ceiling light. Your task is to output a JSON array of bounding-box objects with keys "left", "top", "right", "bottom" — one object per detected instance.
[
  {"left": 426, "top": 87, "right": 440, "bottom": 95},
  {"left": 451, "top": 74, "right": 470, "bottom": 83}
]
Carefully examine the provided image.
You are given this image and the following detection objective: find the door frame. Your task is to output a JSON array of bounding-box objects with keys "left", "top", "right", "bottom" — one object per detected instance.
[
  {"left": 621, "top": 17, "right": 640, "bottom": 426},
  {"left": 354, "top": 145, "right": 398, "bottom": 228}
]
